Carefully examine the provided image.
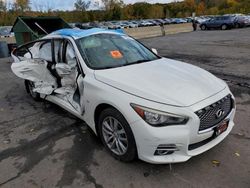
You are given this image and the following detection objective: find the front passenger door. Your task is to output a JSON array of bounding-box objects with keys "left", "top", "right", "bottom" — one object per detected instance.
[{"left": 54, "top": 40, "right": 85, "bottom": 115}]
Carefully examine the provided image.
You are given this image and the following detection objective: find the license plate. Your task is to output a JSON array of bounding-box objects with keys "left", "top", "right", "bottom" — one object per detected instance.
[{"left": 215, "top": 121, "right": 229, "bottom": 136}]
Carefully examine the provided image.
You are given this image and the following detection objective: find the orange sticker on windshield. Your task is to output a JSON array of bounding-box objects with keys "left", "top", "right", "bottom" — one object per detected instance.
[{"left": 110, "top": 50, "right": 123, "bottom": 59}]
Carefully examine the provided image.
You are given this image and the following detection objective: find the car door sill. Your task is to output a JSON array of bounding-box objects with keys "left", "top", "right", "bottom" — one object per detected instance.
[{"left": 46, "top": 95, "right": 84, "bottom": 120}]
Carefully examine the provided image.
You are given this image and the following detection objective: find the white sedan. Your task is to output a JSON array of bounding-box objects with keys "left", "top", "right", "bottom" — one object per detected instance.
[{"left": 11, "top": 28, "right": 236, "bottom": 164}]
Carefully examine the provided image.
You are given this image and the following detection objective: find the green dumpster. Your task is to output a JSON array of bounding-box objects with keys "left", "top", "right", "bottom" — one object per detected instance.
[{"left": 11, "top": 16, "right": 71, "bottom": 46}]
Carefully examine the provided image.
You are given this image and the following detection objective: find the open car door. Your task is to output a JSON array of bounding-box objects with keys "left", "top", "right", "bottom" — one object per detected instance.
[
  {"left": 11, "top": 40, "right": 58, "bottom": 95},
  {"left": 11, "top": 39, "right": 85, "bottom": 115},
  {"left": 52, "top": 40, "right": 85, "bottom": 115}
]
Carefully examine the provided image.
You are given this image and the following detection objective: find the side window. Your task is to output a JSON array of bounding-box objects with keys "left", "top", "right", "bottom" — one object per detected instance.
[
  {"left": 14, "top": 40, "right": 49, "bottom": 61},
  {"left": 54, "top": 40, "right": 64, "bottom": 63},
  {"left": 65, "top": 42, "right": 77, "bottom": 65},
  {"left": 39, "top": 41, "right": 52, "bottom": 62},
  {"left": 14, "top": 43, "right": 35, "bottom": 60}
]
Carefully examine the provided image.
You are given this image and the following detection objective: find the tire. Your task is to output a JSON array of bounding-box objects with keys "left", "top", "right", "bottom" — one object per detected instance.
[
  {"left": 221, "top": 24, "right": 228, "bottom": 30},
  {"left": 201, "top": 25, "right": 207, "bottom": 31},
  {"left": 98, "top": 108, "right": 137, "bottom": 162},
  {"left": 25, "top": 80, "right": 41, "bottom": 101},
  {"left": 235, "top": 23, "right": 240, "bottom": 28}
]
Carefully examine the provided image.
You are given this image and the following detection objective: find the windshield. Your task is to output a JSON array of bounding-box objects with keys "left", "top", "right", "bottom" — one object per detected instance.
[{"left": 76, "top": 33, "right": 159, "bottom": 69}]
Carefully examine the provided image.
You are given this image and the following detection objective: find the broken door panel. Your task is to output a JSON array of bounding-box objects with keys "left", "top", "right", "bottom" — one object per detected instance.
[
  {"left": 11, "top": 59, "right": 57, "bottom": 95},
  {"left": 11, "top": 39, "right": 58, "bottom": 95},
  {"left": 54, "top": 59, "right": 84, "bottom": 114}
]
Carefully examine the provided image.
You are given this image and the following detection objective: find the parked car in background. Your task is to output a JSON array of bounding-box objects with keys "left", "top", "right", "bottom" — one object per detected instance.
[
  {"left": 138, "top": 20, "right": 154, "bottom": 27},
  {"left": 185, "top": 17, "right": 193, "bottom": 23},
  {"left": 102, "top": 22, "right": 117, "bottom": 29},
  {"left": 110, "top": 21, "right": 122, "bottom": 29},
  {"left": 234, "top": 16, "right": 250, "bottom": 28},
  {"left": 148, "top": 20, "right": 159, "bottom": 26},
  {"left": 154, "top": 19, "right": 165, "bottom": 25},
  {"left": 65, "top": 15, "right": 250, "bottom": 32},
  {"left": 200, "top": 16, "right": 236, "bottom": 30},
  {"left": 170, "top": 18, "right": 187, "bottom": 24},
  {"left": 123, "top": 21, "right": 138, "bottom": 28},
  {"left": 118, "top": 21, "right": 129, "bottom": 28},
  {"left": 164, "top": 18, "right": 171, "bottom": 24},
  {"left": 0, "top": 26, "right": 14, "bottom": 38}
]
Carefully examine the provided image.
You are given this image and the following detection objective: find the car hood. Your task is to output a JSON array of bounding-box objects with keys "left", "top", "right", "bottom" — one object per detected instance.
[{"left": 94, "top": 58, "right": 226, "bottom": 107}]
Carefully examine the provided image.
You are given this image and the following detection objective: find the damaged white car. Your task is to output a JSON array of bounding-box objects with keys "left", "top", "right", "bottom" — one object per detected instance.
[{"left": 11, "top": 28, "right": 236, "bottom": 164}]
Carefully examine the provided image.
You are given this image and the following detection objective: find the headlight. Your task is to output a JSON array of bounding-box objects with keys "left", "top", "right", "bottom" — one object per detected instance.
[{"left": 131, "top": 104, "right": 189, "bottom": 127}]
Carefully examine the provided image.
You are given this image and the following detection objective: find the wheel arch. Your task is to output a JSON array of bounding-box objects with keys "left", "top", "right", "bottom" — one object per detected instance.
[{"left": 94, "top": 103, "right": 118, "bottom": 136}]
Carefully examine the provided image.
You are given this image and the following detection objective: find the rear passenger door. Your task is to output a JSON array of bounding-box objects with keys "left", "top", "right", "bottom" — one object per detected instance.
[{"left": 11, "top": 39, "right": 58, "bottom": 95}]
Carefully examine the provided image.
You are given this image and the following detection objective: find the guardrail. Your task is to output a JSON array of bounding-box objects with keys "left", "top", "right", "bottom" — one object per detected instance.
[{"left": 125, "top": 23, "right": 192, "bottom": 39}]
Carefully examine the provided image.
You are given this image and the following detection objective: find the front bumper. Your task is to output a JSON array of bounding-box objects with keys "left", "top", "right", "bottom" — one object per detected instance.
[{"left": 130, "top": 93, "right": 236, "bottom": 164}]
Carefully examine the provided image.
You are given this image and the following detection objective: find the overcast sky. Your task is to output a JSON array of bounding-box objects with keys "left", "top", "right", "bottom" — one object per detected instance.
[{"left": 4, "top": 0, "right": 176, "bottom": 11}]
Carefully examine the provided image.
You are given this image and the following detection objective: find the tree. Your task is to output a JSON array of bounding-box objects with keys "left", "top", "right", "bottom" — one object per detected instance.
[
  {"left": 132, "top": 2, "right": 151, "bottom": 19},
  {"left": 196, "top": 1, "right": 206, "bottom": 15},
  {"left": 184, "top": 0, "right": 196, "bottom": 12},
  {"left": 149, "top": 5, "right": 164, "bottom": 19},
  {"left": 74, "top": 0, "right": 91, "bottom": 11},
  {"left": 16, "top": 0, "right": 30, "bottom": 12},
  {"left": 0, "top": 0, "right": 7, "bottom": 12},
  {"left": 102, "top": 0, "right": 124, "bottom": 11}
]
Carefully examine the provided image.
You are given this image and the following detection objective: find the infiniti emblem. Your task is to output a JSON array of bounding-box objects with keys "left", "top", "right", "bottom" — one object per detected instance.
[{"left": 216, "top": 109, "right": 225, "bottom": 118}]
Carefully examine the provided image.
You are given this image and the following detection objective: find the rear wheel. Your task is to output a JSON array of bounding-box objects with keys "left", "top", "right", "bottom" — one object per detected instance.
[
  {"left": 25, "top": 80, "right": 41, "bottom": 101},
  {"left": 235, "top": 23, "right": 240, "bottom": 28},
  {"left": 201, "top": 25, "right": 207, "bottom": 31},
  {"left": 221, "top": 24, "right": 228, "bottom": 30},
  {"left": 98, "top": 108, "right": 137, "bottom": 162}
]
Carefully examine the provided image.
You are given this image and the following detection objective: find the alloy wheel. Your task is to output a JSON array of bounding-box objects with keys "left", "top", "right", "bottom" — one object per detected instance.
[
  {"left": 201, "top": 25, "right": 206, "bottom": 30},
  {"left": 102, "top": 116, "right": 128, "bottom": 156},
  {"left": 221, "top": 24, "right": 227, "bottom": 30}
]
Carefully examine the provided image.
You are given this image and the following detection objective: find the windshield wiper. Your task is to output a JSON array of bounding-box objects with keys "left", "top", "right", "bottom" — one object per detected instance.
[
  {"left": 98, "top": 64, "right": 124, "bottom": 70},
  {"left": 98, "top": 59, "right": 152, "bottom": 70},
  {"left": 127, "top": 59, "right": 151, "bottom": 66}
]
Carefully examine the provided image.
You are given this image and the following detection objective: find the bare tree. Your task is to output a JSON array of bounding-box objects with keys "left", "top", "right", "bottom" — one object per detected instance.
[
  {"left": 101, "top": 0, "right": 124, "bottom": 10},
  {"left": 0, "top": 0, "right": 7, "bottom": 12},
  {"left": 74, "top": 0, "right": 91, "bottom": 11},
  {"left": 16, "top": 0, "right": 31, "bottom": 12}
]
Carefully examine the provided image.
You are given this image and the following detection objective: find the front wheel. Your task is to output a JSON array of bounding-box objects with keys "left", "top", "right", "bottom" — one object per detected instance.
[
  {"left": 221, "top": 24, "right": 228, "bottom": 30},
  {"left": 25, "top": 80, "right": 41, "bottom": 101},
  {"left": 98, "top": 108, "right": 137, "bottom": 162},
  {"left": 235, "top": 23, "right": 240, "bottom": 28},
  {"left": 201, "top": 25, "right": 207, "bottom": 31}
]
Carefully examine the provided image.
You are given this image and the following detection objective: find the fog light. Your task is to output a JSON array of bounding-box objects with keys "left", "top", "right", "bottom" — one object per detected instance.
[{"left": 154, "top": 144, "right": 179, "bottom": 156}]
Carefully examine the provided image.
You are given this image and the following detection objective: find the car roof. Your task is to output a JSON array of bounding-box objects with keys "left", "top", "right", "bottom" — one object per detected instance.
[{"left": 50, "top": 28, "right": 125, "bottom": 39}]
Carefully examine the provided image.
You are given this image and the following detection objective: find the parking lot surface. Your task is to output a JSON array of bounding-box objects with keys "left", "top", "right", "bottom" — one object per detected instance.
[{"left": 0, "top": 28, "right": 250, "bottom": 188}]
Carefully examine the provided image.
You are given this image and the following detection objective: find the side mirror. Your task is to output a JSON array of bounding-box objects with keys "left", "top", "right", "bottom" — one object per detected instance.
[
  {"left": 152, "top": 48, "right": 158, "bottom": 55},
  {"left": 55, "top": 63, "right": 72, "bottom": 77}
]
